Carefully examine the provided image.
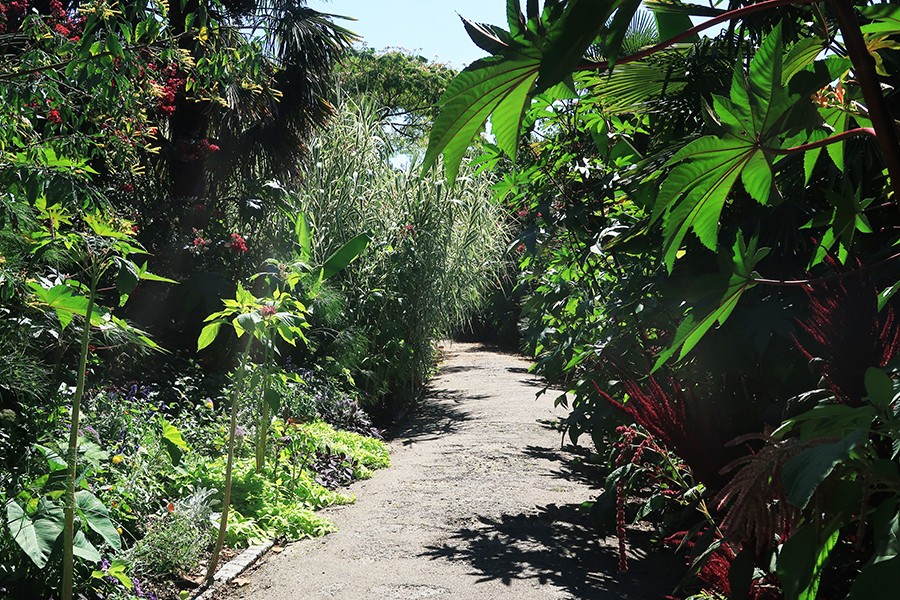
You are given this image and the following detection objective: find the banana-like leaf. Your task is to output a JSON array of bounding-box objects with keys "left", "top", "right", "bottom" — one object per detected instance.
[{"left": 320, "top": 231, "right": 371, "bottom": 280}]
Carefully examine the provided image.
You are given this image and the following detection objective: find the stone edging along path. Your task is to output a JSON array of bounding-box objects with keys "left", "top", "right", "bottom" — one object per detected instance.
[{"left": 211, "top": 342, "right": 678, "bottom": 600}]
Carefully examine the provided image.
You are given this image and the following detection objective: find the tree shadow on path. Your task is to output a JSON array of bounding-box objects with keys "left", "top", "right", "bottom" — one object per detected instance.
[
  {"left": 387, "top": 386, "right": 474, "bottom": 443},
  {"left": 421, "top": 503, "right": 681, "bottom": 599},
  {"left": 523, "top": 444, "right": 606, "bottom": 491}
]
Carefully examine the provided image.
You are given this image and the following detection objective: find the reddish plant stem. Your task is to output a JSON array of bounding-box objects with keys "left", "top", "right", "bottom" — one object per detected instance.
[
  {"left": 752, "top": 250, "right": 900, "bottom": 286},
  {"left": 575, "top": 0, "right": 820, "bottom": 71},
  {"left": 766, "top": 127, "right": 876, "bottom": 154},
  {"left": 828, "top": 0, "right": 900, "bottom": 200}
]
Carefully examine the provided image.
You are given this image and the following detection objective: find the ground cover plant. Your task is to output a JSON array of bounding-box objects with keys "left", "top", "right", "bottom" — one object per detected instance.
[
  {"left": 427, "top": 0, "right": 900, "bottom": 598},
  {"left": 0, "top": 3, "right": 505, "bottom": 599}
]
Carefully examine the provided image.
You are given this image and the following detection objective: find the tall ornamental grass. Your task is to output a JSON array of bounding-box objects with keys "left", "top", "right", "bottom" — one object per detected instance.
[{"left": 292, "top": 98, "right": 507, "bottom": 414}]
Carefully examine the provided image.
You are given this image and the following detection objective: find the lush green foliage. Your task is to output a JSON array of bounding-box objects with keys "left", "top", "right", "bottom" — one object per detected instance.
[
  {"left": 291, "top": 98, "right": 509, "bottom": 415},
  {"left": 428, "top": 0, "right": 900, "bottom": 598},
  {"left": 0, "top": 2, "right": 501, "bottom": 598}
]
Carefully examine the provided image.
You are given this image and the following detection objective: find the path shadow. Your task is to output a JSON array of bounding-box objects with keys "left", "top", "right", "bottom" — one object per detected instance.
[
  {"left": 386, "top": 387, "right": 474, "bottom": 443},
  {"left": 421, "top": 503, "right": 681, "bottom": 599},
  {"left": 440, "top": 365, "right": 484, "bottom": 375},
  {"left": 523, "top": 444, "right": 606, "bottom": 491}
]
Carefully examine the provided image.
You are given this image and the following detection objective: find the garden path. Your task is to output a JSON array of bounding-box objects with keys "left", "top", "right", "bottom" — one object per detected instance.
[{"left": 213, "top": 342, "right": 678, "bottom": 600}]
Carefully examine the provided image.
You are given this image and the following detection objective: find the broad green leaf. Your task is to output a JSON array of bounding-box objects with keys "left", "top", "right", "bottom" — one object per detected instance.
[
  {"left": 235, "top": 312, "right": 259, "bottom": 337},
  {"left": 655, "top": 136, "right": 757, "bottom": 270},
  {"left": 137, "top": 262, "right": 178, "bottom": 284},
  {"left": 649, "top": 1, "right": 698, "bottom": 41},
  {"left": 654, "top": 234, "right": 767, "bottom": 369},
  {"left": 115, "top": 258, "right": 139, "bottom": 301},
  {"left": 872, "top": 500, "right": 900, "bottom": 562},
  {"left": 462, "top": 16, "right": 519, "bottom": 56},
  {"left": 740, "top": 148, "right": 774, "bottom": 204},
  {"left": 28, "top": 283, "right": 90, "bottom": 330},
  {"left": 161, "top": 419, "right": 189, "bottom": 451},
  {"left": 197, "top": 321, "right": 222, "bottom": 351},
  {"left": 97, "top": 559, "right": 133, "bottom": 590},
  {"left": 748, "top": 24, "right": 784, "bottom": 132},
  {"left": 6, "top": 499, "right": 64, "bottom": 568},
  {"left": 72, "top": 529, "right": 101, "bottom": 562},
  {"left": 800, "top": 528, "right": 839, "bottom": 600},
  {"left": 75, "top": 490, "right": 121, "bottom": 551},
  {"left": 848, "top": 555, "right": 900, "bottom": 600},
  {"left": 537, "top": 0, "right": 625, "bottom": 91},
  {"left": 424, "top": 56, "right": 540, "bottom": 182},
  {"left": 821, "top": 106, "right": 850, "bottom": 170},
  {"left": 879, "top": 280, "right": 900, "bottom": 311},
  {"left": 860, "top": 5, "right": 900, "bottom": 36},
  {"left": 782, "top": 37, "right": 826, "bottom": 86},
  {"left": 490, "top": 69, "right": 539, "bottom": 160},
  {"left": 652, "top": 276, "right": 749, "bottom": 370},
  {"left": 864, "top": 367, "right": 894, "bottom": 409},
  {"left": 294, "top": 212, "right": 312, "bottom": 263},
  {"left": 321, "top": 231, "right": 371, "bottom": 280},
  {"left": 782, "top": 430, "right": 867, "bottom": 509},
  {"left": 777, "top": 523, "right": 840, "bottom": 600}
]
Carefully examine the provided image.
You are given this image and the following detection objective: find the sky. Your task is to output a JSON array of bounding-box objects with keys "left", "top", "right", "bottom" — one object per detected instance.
[{"left": 308, "top": 1, "right": 507, "bottom": 68}]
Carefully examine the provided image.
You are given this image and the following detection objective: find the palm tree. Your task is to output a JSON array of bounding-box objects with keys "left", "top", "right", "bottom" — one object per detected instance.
[{"left": 129, "top": 0, "right": 357, "bottom": 350}]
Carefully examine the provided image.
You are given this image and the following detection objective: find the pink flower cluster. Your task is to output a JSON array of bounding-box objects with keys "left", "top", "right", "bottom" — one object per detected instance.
[
  {"left": 227, "top": 233, "right": 248, "bottom": 253},
  {"left": 0, "top": 0, "right": 29, "bottom": 34},
  {"left": 157, "top": 67, "right": 185, "bottom": 117},
  {"left": 49, "top": 0, "right": 84, "bottom": 41}
]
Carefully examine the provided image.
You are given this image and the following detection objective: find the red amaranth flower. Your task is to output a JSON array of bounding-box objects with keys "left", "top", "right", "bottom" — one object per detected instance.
[
  {"left": 53, "top": 22, "right": 70, "bottom": 36},
  {"left": 47, "top": 109, "right": 62, "bottom": 124},
  {"left": 260, "top": 305, "right": 277, "bottom": 318}
]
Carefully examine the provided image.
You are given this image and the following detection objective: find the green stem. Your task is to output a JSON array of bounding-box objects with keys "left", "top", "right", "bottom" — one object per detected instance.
[
  {"left": 205, "top": 334, "right": 254, "bottom": 585},
  {"left": 255, "top": 343, "right": 271, "bottom": 474},
  {"left": 61, "top": 276, "right": 97, "bottom": 600}
]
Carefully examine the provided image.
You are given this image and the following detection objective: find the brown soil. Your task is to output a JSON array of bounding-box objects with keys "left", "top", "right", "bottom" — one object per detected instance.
[{"left": 213, "top": 342, "right": 679, "bottom": 600}]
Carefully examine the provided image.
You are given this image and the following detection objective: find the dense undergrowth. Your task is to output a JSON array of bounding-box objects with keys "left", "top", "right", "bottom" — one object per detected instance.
[{"left": 0, "top": 3, "right": 503, "bottom": 598}]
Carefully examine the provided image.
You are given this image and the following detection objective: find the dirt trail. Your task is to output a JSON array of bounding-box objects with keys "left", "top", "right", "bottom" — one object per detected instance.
[{"left": 215, "top": 343, "right": 677, "bottom": 600}]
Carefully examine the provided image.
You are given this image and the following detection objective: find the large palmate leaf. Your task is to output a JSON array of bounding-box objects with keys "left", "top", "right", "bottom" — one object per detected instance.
[
  {"left": 652, "top": 25, "right": 836, "bottom": 271},
  {"left": 423, "top": 55, "right": 540, "bottom": 182},
  {"left": 860, "top": 4, "right": 900, "bottom": 36},
  {"left": 653, "top": 234, "right": 769, "bottom": 370},
  {"left": 654, "top": 135, "right": 769, "bottom": 271},
  {"left": 425, "top": 0, "right": 639, "bottom": 182}
]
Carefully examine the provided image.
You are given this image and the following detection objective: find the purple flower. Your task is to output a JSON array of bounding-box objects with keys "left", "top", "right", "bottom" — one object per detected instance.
[
  {"left": 81, "top": 425, "right": 101, "bottom": 444},
  {"left": 133, "top": 577, "right": 144, "bottom": 597}
]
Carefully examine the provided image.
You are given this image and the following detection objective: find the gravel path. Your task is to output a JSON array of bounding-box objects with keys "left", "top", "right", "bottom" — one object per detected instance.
[{"left": 214, "top": 342, "right": 678, "bottom": 600}]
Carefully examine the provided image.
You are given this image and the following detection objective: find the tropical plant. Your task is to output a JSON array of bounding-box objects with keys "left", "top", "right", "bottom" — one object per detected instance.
[
  {"left": 24, "top": 210, "right": 172, "bottom": 600},
  {"left": 425, "top": 0, "right": 900, "bottom": 596}
]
